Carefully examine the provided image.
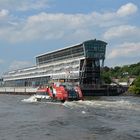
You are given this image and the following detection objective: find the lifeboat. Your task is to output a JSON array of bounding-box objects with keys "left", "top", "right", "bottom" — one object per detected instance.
[{"left": 31, "top": 83, "right": 83, "bottom": 103}]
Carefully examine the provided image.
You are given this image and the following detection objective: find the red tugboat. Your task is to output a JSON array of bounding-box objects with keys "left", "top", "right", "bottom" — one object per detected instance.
[{"left": 31, "top": 83, "right": 83, "bottom": 103}]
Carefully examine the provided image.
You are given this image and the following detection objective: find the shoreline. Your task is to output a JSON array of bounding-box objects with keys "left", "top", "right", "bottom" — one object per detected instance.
[{"left": 122, "top": 91, "right": 140, "bottom": 97}]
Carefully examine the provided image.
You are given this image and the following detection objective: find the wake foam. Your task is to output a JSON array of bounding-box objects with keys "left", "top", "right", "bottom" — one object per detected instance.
[
  {"left": 21, "top": 95, "right": 37, "bottom": 103},
  {"left": 21, "top": 96, "right": 62, "bottom": 105},
  {"left": 63, "top": 99, "right": 140, "bottom": 110},
  {"left": 21, "top": 96, "right": 140, "bottom": 111}
]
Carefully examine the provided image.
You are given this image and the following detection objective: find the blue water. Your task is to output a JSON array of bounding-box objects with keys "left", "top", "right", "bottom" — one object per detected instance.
[{"left": 0, "top": 94, "right": 140, "bottom": 140}]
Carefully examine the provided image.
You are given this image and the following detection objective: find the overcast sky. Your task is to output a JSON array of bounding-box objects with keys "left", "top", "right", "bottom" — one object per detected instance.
[{"left": 0, "top": 0, "right": 140, "bottom": 75}]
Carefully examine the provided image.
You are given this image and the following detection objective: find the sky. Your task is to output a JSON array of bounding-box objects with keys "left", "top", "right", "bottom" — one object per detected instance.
[{"left": 0, "top": 0, "right": 140, "bottom": 75}]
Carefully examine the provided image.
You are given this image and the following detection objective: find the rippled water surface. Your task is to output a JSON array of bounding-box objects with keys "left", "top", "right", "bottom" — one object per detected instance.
[{"left": 0, "top": 94, "right": 140, "bottom": 140}]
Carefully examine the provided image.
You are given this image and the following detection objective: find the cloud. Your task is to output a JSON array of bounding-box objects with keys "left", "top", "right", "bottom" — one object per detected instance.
[
  {"left": 117, "top": 3, "right": 138, "bottom": 17},
  {"left": 0, "top": 12, "right": 96, "bottom": 42},
  {"left": 0, "top": 9, "right": 9, "bottom": 18},
  {"left": 107, "top": 42, "right": 140, "bottom": 59},
  {"left": 0, "top": 0, "right": 49, "bottom": 11},
  {"left": 9, "top": 60, "right": 33, "bottom": 70},
  {"left": 103, "top": 25, "right": 140, "bottom": 40},
  {"left": 0, "top": 3, "right": 138, "bottom": 43},
  {"left": 17, "top": 0, "right": 49, "bottom": 11}
]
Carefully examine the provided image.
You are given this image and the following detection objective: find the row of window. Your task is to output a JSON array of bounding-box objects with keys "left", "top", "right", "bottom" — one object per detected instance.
[
  {"left": 37, "top": 45, "right": 84, "bottom": 65},
  {"left": 4, "top": 61, "right": 80, "bottom": 81}
]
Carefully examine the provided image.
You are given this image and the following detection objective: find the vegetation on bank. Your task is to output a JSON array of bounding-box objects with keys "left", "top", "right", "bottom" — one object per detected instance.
[
  {"left": 101, "top": 62, "right": 140, "bottom": 94},
  {"left": 128, "top": 76, "right": 140, "bottom": 95}
]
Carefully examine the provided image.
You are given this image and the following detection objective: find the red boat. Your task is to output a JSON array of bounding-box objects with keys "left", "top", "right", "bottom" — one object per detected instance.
[{"left": 33, "top": 83, "right": 83, "bottom": 102}]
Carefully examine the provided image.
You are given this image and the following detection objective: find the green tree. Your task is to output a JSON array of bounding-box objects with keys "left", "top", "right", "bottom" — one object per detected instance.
[
  {"left": 129, "top": 76, "right": 140, "bottom": 94},
  {"left": 101, "top": 72, "right": 111, "bottom": 84}
]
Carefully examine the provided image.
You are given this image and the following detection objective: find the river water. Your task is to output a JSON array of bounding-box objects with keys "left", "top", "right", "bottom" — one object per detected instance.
[{"left": 0, "top": 94, "right": 140, "bottom": 140}]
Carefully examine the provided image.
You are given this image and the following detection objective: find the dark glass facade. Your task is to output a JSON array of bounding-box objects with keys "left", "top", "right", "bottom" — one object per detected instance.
[
  {"left": 83, "top": 40, "right": 106, "bottom": 59},
  {"left": 79, "top": 40, "right": 107, "bottom": 85},
  {"left": 36, "top": 44, "right": 84, "bottom": 65}
]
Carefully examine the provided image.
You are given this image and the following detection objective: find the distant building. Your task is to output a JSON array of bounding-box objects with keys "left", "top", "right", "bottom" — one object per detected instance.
[
  {"left": 2, "top": 39, "right": 107, "bottom": 87},
  {"left": 129, "top": 77, "right": 135, "bottom": 85},
  {"left": 111, "top": 77, "right": 136, "bottom": 87}
]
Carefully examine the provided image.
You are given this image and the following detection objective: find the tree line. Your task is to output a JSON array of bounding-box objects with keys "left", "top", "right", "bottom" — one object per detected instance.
[{"left": 101, "top": 62, "right": 140, "bottom": 94}]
